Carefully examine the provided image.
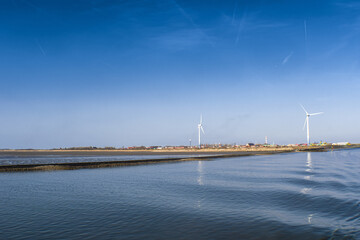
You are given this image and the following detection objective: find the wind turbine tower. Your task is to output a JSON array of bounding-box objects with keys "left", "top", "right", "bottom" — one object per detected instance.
[
  {"left": 198, "top": 115, "right": 205, "bottom": 148},
  {"left": 301, "top": 105, "right": 324, "bottom": 145}
]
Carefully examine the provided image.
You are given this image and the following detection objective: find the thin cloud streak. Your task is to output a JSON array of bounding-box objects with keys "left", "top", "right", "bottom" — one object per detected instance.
[
  {"left": 334, "top": 1, "right": 360, "bottom": 9},
  {"left": 35, "top": 39, "right": 46, "bottom": 56},
  {"left": 230, "top": 9, "right": 289, "bottom": 45},
  {"left": 172, "top": 0, "right": 197, "bottom": 28},
  {"left": 304, "top": 20, "right": 307, "bottom": 42},
  {"left": 232, "top": 1, "right": 238, "bottom": 25},
  {"left": 235, "top": 11, "right": 247, "bottom": 45},
  {"left": 282, "top": 51, "right": 293, "bottom": 65},
  {"left": 171, "top": 0, "right": 214, "bottom": 47},
  {"left": 151, "top": 29, "right": 208, "bottom": 50}
]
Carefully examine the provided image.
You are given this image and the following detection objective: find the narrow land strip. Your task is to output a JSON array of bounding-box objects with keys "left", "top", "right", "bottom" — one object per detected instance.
[{"left": 0, "top": 144, "right": 358, "bottom": 172}]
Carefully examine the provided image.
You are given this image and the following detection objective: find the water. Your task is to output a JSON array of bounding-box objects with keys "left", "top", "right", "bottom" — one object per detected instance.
[
  {"left": 0, "top": 149, "right": 359, "bottom": 239},
  {"left": 0, "top": 154, "right": 214, "bottom": 166}
]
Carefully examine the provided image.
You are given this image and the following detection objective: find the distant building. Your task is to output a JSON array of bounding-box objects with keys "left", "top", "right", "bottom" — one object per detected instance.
[
  {"left": 147, "top": 146, "right": 161, "bottom": 150},
  {"left": 332, "top": 142, "right": 350, "bottom": 146}
]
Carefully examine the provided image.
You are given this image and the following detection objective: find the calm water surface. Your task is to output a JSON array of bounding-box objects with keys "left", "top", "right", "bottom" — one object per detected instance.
[
  {"left": 0, "top": 154, "right": 214, "bottom": 165},
  {"left": 0, "top": 149, "right": 359, "bottom": 239}
]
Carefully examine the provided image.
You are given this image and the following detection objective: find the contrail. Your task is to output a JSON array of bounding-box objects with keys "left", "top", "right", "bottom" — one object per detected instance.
[
  {"left": 282, "top": 51, "right": 293, "bottom": 65},
  {"left": 172, "top": 0, "right": 196, "bottom": 28},
  {"left": 35, "top": 39, "right": 46, "bottom": 56},
  {"left": 23, "top": 0, "right": 41, "bottom": 11},
  {"left": 172, "top": 0, "right": 214, "bottom": 47},
  {"left": 235, "top": 11, "right": 246, "bottom": 45},
  {"left": 232, "top": 1, "right": 238, "bottom": 24},
  {"left": 304, "top": 20, "right": 308, "bottom": 56},
  {"left": 304, "top": 20, "right": 307, "bottom": 42}
]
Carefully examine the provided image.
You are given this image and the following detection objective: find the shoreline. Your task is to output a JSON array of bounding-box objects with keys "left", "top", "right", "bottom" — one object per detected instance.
[
  {"left": 0, "top": 150, "right": 291, "bottom": 172},
  {"left": 0, "top": 144, "right": 358, "bottom": 156},
  {"left": 0, "top": 144, "right": 358, "bottom": 172}
]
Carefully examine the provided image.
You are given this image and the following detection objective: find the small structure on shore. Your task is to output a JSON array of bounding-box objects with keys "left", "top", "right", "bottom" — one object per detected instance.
[{"left": 332, "top": 142, "right": 350, "bottom": 146}]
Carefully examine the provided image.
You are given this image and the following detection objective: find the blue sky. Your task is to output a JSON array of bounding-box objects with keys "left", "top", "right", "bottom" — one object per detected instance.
[{"left": 1, "top": 0, "right": 360, "bottom": 148}]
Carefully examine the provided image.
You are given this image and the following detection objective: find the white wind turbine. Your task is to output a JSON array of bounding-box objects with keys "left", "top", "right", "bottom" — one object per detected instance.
[
  {"left": 198, "top": 115, "right": 205, "bottom": 148},
  {"left": 300, "top": 104, "right": 324, "bottom": 145}
]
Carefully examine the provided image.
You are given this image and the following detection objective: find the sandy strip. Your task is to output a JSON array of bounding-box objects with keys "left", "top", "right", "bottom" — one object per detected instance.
[
  {"left": 0, "top": 145, "right": 358, "bottom": 172},
  {"left": 0, "top": 147, "right": 318, "bottom": 156},
  {"left": 0, "top": 151, "right": 293, "bottom": 172}
]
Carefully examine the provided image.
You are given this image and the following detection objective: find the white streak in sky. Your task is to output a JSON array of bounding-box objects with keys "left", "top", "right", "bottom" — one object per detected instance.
[
  {"left": 304, "top": 20, "right": 308, "bottom": 57},
  {"left": 304, "top": 20, "right": 307, "bottom": 42},
  {"left": 232, "top": 1, "right": 238, "bottom": 24},
  {"left": 171, "top": 0, "right": 214, "bottom": 47},
  {"left": 335, "top": 2, "right": 360, "bottom": 9},
  {"left": 172, "top": 0, "right": 197, "bottom": 29},
  {"left": 282, "top": 51, "right": 293, "bottom": 65},
  {"left": 235, "top": 11, "right": 247, "bottom": 45},
  {"left": 23, "top": 0, "right": 41, "bottom": 11},
  {"left": 35, "top": 39, "right": 46, "bottom": 56}
]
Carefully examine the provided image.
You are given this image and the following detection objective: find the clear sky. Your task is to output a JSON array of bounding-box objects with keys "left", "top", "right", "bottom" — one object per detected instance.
[{"left": 1, "top": 0, "right": 360, "bottom": 148}]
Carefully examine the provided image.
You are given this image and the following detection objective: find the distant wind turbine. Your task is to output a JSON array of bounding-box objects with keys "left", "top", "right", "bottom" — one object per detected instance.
[
  {"left": 198, "top": 115, "right": 205, "bottom": 148},
  {"left": 300, "top": 105, "right": 324, "bottom": 145}
]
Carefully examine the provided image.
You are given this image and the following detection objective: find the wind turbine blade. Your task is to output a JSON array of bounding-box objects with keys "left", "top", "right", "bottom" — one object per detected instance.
[
  {"left": 201, "top": 126, "right": 205, "bottom": 134},
  {"left": 300, "top": 104, "right": 308, "bottom": 114},
  {"left": 303, "top": 117, "right": 307, "bottom": 130},
  {"left": 200, "top": 115, "right": 202, "bottom": 124},
  {"left": 309, "top": 112, "right": 324, "bottom": 116}
]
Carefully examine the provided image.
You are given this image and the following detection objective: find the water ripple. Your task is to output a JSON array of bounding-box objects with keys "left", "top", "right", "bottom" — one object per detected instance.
[{"left": 0, "top": 150, "right": 360, "bottom": 239}]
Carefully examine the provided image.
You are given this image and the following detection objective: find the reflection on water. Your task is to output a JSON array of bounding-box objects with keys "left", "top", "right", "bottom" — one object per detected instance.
[
  {"left": 303, "top": 152, "right": 315, "bottom": 224},
  {"left": 300, "top": 187, "right": 312, "bottom": 194},
  {"left": 196, "top": 161, "right": 204, "bottom": 209},
  {"left": 302, "top": 152, "right": 313, "bottom": 194},
  {"left": 303, "top": 152, "right": 313, "bottom": 184},
  {"left": 306, "top": 152, "right": 313, "bottom": 170},
  {"left": 308, "top": 214, "right": 314, "bottom": 224},
  {"left": 0, "top": 150, "right": 359, "bottom": 239},
  {"left": 197, "top": 161, "right": 204, "bottom": 186}
]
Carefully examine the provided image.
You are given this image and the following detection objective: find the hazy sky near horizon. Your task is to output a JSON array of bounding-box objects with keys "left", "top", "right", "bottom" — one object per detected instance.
[{"left": 1, "top": 0, "right": 360, "bottom": 148}]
